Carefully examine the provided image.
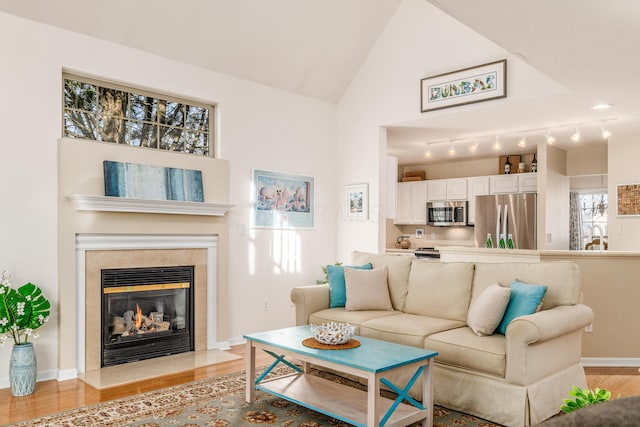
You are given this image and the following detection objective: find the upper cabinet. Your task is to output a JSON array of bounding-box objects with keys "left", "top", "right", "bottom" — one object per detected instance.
[
  {"left": 426, "top": 179, "right": 446, "bottom": 201},
  {"left": 490, "top": 175, "right": 519, "bottom": 194},
  {"left": 467, "top": 176, "right": 490, "bottom": 224},
  {"left": 395, "top": 181, "right": 427, "bottom": 225},
  {"left": 446, "top": 178, "right": 468, "bottom": 200},
  {"left": 427, "top": 178, "right": 467, "bottom": 201},
  {"left": 518, "top": 173, "right": 538, "bottom": 192},
  {"left": 490, "top": 173, "right": 537, "bottom": 194}
]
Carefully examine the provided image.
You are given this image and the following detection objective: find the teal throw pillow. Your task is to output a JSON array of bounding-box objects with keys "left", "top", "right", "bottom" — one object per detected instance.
[
  {"left": 328, "top": 263, "right": 372, "bottom": 308},
  {"left": 497, "top": 279, "right": 548, "bottom": 335}
]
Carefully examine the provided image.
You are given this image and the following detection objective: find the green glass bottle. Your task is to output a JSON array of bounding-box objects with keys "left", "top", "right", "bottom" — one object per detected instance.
[
  {"left": 485, "top": 233, "right": 493, "bottom": 248},
  {"left": 499, "top": 233, "right": 506, "bottom": 249},
  {"left": 507, "top": 233, "right": 514, "bottom": 249}
]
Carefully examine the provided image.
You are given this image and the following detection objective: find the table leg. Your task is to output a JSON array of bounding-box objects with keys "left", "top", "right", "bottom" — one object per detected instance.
[
  {"left": 245, "top": 340, "right": 256, "bottom": 403},
  {"left": 423, "top": 359, "right": 433, "bottom": 427},
  {"left": 367, "top": 372, "right": 381, "bottom": 426}
]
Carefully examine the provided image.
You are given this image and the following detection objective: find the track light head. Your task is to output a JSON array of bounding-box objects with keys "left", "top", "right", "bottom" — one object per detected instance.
[
  {"left": 545, "top": 130, "right": 556, "bottom": 144},
  {"left": 424, "top": 143, "right": 432, "bottom": 158},
  {"left": 571, "top": 127, "right": 581, "bottom": 142},
  {"left": 518, "top": 134, "right": 526, "bottom": 148}
]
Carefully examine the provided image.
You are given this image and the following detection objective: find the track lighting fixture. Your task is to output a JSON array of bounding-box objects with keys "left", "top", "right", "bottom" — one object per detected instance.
[
  {"left": 469, "top": 140, "right": 479, "bottom": 153},
  {"left": 424, "top": 143, "right": 432, "bottom": 158},
  {"left": 545, "top": 130, "right": 556, "bottom": 144},
  {"left": 518, "top": 134, "right": 526, "bottom": 148},
  {"left": 419, "top": 118, "right": 614, "bottom": 160},
  {"left": 571, "top": 127, "right": 581, "bottom": 142}
]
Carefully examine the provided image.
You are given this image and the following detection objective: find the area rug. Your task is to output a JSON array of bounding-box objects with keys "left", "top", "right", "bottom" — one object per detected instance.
[{"left": 13, "top": 366, "right": 502, "bottom": 427}]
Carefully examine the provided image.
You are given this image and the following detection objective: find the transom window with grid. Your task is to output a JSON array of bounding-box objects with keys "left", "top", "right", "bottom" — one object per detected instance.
[{"left": 63, "top": 74, "right": 214, "bottom": 157}]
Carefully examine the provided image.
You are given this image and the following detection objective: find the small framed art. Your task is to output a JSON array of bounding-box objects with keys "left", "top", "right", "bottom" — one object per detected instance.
[{"left": 345, "top": 183, "right": 368, "bottom": 221}]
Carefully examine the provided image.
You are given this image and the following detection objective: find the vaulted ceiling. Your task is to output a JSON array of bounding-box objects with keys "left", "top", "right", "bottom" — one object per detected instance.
[{"left": 1, "top": 0, "right": 638, "bottom": 165}]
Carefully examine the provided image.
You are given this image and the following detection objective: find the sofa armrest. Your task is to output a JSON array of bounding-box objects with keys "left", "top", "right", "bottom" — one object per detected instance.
[
  {"left": 505, "top": 304, "right": 594, "bottom": 385},
  {"left": 290, "top": 284, "right": 330, "bottom": 326},
  {"left": 507, "top": 304, "right": 594, "bottom": 343}
]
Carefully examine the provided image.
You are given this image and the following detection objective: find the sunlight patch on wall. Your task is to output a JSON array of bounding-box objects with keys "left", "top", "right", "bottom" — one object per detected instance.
[{"left": 271, "top": 230, "right": 302, "bottom": 274}]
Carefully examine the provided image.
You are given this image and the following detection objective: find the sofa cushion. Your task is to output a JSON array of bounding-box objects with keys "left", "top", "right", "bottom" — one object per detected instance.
[
  {"left": 467, "top": 282, "right": 511, "bottom": 336},
  {"left": 359, "top": 313, "right": 465, "bottom": 348},
  {"left": 403, "top": 261, "right": 475, "bottom": 322},
  {"left": 344, "top": 266, "right": 393, "bottom": 311},
  {"left": 497, "top": 279, "right": 548, "bottom": 335},
  {"left": 351, "top": 251, "right": 412, "bottom": 311},
  {"left": 472, "top": 261, "right": 580, "bottom": 309},
  {"left": 308, "top": 308, "right": 400, "bottom": 335},
  {"left": 425, "top": 327, "right": 506, "bottom": 377},
  {"left": 327, "top": 263, "right": 372, "bottom": 308}
]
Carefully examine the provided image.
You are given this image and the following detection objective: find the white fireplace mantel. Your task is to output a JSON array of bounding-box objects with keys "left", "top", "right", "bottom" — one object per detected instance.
[{"left": 68, "top": 194, "right": 234, "bottom": 216}]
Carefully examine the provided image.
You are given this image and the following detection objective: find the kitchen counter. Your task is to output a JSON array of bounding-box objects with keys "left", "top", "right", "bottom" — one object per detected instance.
[{"left": 436, "top": 246, "right": 640, "bottom": 263}]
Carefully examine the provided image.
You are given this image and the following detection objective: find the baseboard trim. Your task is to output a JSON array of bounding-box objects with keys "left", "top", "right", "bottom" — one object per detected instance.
[
  {"left": 582, "top": 357, "right": 640, "bottom": 367},
  {"left": 58, "top": 368, "right": 78, "bottom": 381},
  {"left": 228, "top": 336, "right": 246, "bottom": 347}
]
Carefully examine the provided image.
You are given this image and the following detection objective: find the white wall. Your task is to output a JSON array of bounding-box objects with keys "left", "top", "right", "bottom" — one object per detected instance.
[
  {"left": 0, "top": 11, "right": 337, "bottom": 379},
  {"left": 608, "top": 127, "right": 640, "bottom": 250},
  {"left": 335, "top": 0, "right": 565, "bottom": 260}
]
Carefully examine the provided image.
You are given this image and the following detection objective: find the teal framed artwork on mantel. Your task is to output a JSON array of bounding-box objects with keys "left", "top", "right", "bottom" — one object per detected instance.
[{"left": 103, "top": 161, "right": 204, "bottom": 202}]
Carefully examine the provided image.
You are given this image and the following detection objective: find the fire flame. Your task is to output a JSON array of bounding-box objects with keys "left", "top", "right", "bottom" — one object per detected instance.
[{"left": 135, "top": 304, "right": 143, "bottom": 329}]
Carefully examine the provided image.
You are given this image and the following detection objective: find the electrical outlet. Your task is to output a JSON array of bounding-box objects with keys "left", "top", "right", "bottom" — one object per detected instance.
[{"left": 584, "top": 323, "right": 593, "bottom": 333}]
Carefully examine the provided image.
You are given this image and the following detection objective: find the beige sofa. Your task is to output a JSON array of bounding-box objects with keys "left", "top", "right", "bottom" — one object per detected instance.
[{"left": 290, "top": 251, "right": 594, "bottom": 427}]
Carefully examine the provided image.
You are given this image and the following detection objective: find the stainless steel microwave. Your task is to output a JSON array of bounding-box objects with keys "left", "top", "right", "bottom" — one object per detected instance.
[{"left": 427, "top": 201, "right": 468, "bottom": 226}]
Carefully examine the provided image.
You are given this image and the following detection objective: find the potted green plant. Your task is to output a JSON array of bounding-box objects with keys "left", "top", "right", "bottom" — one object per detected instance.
[
  {"left": 561, "top": 386, "right": 613, "bottom": 413},
  {"left": 319, "top": 262, "right": 342, "bottom": 284},
  {"left": 0, "top": 270, "right": 51, "bottom": 396}
]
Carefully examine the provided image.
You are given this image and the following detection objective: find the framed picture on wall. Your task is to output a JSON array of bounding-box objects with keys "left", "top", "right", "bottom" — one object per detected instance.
[
  {"left": 345, "top": 183, "right": 368, "bottom": 221},
  {"left": 616, "top": 183, "right": 640, "bottom": 216},
  {"left": 421, "top": 59, "right": 507, "bottom": 112},
  {"left": 252, "top": 169, "right": 315, "bottom": 229}
]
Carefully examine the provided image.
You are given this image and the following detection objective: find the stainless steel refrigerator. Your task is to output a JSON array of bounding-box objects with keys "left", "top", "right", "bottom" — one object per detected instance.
[{"left": 474, "top": 193, "right": 537, "bottom": 249}]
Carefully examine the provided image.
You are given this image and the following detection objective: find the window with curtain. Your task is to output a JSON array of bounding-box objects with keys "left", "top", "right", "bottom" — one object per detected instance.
[{"left": 578, "top": 191, "right": 608, "bottom": 250}]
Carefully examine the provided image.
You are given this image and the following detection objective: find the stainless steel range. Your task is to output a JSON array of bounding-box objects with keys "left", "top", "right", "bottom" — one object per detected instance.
[{"left": 414, "top": 247, "right": 440, "bottom": 259}]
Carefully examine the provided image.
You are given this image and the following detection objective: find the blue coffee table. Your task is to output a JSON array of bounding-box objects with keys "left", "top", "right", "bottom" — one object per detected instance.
[{"left": 244, "top": 325, "right": 438, "bottom": 427}]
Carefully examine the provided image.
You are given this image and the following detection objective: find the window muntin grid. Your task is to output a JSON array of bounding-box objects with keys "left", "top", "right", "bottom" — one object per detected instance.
[{"left": 63, "top": 74, "right": 214, "bottom": 157}]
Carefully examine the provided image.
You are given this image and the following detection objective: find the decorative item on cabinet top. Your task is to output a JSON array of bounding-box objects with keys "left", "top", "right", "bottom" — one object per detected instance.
[
  {"left": 401, "top": 171, "right": 425, "bottom": 182},
  {"left": 499, "top": 153, "right": 537, "bottom": 174}
]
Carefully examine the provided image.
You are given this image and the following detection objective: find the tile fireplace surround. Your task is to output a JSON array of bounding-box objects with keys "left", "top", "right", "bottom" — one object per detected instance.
[{"left": 76, "top": 234, "right": 218, "bottom": 373}]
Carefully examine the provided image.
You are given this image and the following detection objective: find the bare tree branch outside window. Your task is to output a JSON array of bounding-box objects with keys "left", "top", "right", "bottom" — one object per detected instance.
[{"left": 63, "top": 75, "right": 213, "bottom": 157}]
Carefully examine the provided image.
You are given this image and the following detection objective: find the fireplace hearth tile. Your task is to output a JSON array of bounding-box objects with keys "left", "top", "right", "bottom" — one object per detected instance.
[{"left": 78, "top": 349, "right": 240, "bottom": 389}]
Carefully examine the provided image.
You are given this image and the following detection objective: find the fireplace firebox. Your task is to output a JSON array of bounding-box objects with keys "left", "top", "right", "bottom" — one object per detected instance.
[{"left": 101, "top": 265, "right": 195, "bottom": 367}]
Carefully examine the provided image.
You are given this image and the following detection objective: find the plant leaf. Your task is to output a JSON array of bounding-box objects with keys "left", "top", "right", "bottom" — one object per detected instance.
[{"left": 17, "top": 282, "right": 50, "bottom": 330}]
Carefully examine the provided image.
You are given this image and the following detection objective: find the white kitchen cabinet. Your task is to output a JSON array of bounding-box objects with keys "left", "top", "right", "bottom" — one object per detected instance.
[
  {"left": 467, "top": 176, "right": 490, "bottom": 224},
  {"left": 427, "top": 179, "right": 447, "bottom": 201},
  {"left": 395, "top": 181, "right": 427, "bottom": 224},
  {"left": 446, "top": 178, "right": 468, "bottom": 200},
  {"left": 427, "top": 178, "right": 466, "bottom": 201},
  {"left": 490, "top": 174, "right": 519, "bottom": 194},
  {"left": 518, "top": 173, "right": 538, "bottom": 192}
]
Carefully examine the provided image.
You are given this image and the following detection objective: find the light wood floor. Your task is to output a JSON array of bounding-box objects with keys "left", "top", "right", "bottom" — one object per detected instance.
[{"left": 0, "top": 347, "right": 638, "bottom": 426}]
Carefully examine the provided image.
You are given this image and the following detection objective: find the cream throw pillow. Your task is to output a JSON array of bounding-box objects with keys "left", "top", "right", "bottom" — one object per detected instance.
[
  {"left": 467, "top": 282, "right": 511, "bottom": 336},
  {"left": 344, "top": 266, "right": 393, "bottom": 311}
]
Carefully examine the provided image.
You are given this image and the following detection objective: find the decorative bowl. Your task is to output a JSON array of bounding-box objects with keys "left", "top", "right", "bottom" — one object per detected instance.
[{"left": 310, "top": 322, "right": 355, "bottom": 345}]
